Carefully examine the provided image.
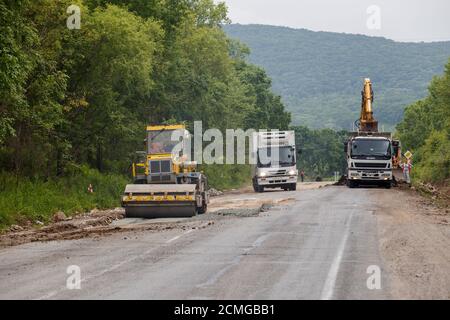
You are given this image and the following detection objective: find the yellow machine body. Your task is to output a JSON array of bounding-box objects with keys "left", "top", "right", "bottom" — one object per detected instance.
[{"left": 122, "top": 124, "right": 208, "bottom": 218}]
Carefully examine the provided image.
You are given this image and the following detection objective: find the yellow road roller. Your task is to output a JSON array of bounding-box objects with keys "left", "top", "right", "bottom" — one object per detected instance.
[{"left": 122, "top": 124, "right": 208, "bottom": 218}]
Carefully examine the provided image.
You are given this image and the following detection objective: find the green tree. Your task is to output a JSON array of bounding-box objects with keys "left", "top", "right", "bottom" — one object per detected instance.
[
  {"left": 397, "top": 58, "right": 450, "bottom": 184},
  {"left": 293, "top": 126, "right": 347, "bottom": 179}
]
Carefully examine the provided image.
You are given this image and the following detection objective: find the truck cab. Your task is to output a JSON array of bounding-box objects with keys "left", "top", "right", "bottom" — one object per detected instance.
[
  {"left": 345, "top": 134, "right": 394, "bottom": 188},
  {"left": 252, "top": 131, "right": 298, "bottom": 192}
]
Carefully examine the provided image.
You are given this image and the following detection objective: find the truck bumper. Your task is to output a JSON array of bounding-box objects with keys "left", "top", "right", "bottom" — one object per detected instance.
[
  {"left": 257, "top": 175, "right": 298, "bottom": 187},
  {"left": 348, "top": 169, "right": 392, "bottom": 181}
]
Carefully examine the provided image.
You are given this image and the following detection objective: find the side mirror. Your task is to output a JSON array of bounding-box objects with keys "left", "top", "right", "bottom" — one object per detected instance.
[
  {"left": 343, "top": 143, "right": 348, "bottom": 153},
  {"left": 297, "top": 149, "right": 302, "bottom": 155}
]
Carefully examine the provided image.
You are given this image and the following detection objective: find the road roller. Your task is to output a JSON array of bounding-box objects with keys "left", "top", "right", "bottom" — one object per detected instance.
[{"left": 121, "top": 124, "right": 208, "bottom": 218}]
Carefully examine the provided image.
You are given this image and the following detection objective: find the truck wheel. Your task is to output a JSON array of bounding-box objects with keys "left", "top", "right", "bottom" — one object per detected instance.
[
  {"left": 384, "top": 181, "right": 392, "bottom": 189},
  {"left": 252, "top": 179, "right": 259, "bottom": 192},
  {"left": 290, "top": 183, "right": 297, "bottom": 191},
  {"left": 253, "top": 180, "right": 264, "bottom": 193},
  {"left": 347, "top": 180, "right": 356, "bottom": 188}
]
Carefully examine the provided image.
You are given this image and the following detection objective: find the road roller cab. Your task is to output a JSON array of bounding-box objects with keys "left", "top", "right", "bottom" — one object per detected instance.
[{"left": 122, "top": 124, "right": 209, "bottom": 218}]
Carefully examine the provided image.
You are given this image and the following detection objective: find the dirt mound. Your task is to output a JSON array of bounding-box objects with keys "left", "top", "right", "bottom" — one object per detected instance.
[
  {"left": 334, "top": 175, "right": 347, "bottom": 186},
  {"left": 0, "top": 208, "right": 125, "bottom": 248}
]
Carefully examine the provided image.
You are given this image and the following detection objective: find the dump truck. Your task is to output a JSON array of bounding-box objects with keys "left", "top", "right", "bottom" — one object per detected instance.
[
  {"left": 344, "top": 79, "right": 401, "bottom": 188},
  {"left": 252, "top": 130, "right": 298, "bottom": 192},
  {"left": 122, "top": 124, "right": 209, "bottom": 218}
]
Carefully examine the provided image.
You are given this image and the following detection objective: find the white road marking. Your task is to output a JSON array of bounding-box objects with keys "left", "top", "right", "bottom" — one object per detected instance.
[
  {"left": 320, "top": 211, "right": 354, "bottom": 300},
  {"left": 35, "top": 229, "right": 196, "bottom": 300},
  {"left": 166, "top": 229, "right": 193, "bottom": 244}
]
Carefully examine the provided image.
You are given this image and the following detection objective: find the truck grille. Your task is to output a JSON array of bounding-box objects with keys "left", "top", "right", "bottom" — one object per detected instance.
[
  {"left": 269, "top": 169, "right": 287, "bottom": 176},
  {"left": 355, "top": 163, "right": 387, "bottom": 168}
]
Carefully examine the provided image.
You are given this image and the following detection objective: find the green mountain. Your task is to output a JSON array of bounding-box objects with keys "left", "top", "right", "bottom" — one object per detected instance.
[{"left": 224, "top": 24, "right": 450, "bottom": 130}]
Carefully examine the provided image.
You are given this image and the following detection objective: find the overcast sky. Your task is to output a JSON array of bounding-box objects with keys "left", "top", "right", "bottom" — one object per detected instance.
[{"left": 220, "top": 0, "right": 450, "bottom": 42}]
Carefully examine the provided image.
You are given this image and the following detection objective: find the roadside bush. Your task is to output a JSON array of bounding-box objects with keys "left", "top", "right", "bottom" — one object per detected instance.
[
  {"left": 0, "top": 166, "right": 128, "bottom": 229},
  {"left": 201, "top": 164, "right": 251, "bottom": 190},
  {"left": 411, "top": 130, "right": 450, "bottom": 183}
]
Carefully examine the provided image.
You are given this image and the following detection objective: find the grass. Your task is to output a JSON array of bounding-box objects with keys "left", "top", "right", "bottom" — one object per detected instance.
[{"left": 0, "top": 166, "right": 128, "bottom": 229}]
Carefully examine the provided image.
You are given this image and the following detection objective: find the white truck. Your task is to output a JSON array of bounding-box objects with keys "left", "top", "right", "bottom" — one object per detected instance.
[
  {"left": 344, "top": 132, "right": 400, "bottom": 188},
  {"left": 252, "top": 131, "right": 298, "bottom": 192}
]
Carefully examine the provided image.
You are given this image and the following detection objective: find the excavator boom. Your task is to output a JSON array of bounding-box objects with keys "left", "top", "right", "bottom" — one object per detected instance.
[{"left": 359, "top": 78, "right": 378, "bottom": 132}]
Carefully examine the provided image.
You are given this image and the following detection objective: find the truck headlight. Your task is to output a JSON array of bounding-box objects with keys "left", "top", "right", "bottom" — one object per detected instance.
[
  {"left": 259, "top": 172, "right": 267, "bottom": 177},
  {"left": 288, "top": 170, "right": 296, "bottom": 175}
]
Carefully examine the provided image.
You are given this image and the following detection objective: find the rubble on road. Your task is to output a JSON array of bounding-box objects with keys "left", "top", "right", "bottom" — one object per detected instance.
[
  {"left": 0, "top": 206, "right": 215, "bottom": 248},
  {"left": 409, "top": 181, "right": 450, "bottom": 208},
  {"left": 213, "top": 204, "right": 273, "bottom": 218},
  {"left": 9, "top": 225, "right": 23, "bottom": 232},
  {"left": 208, "top": 188, "right": 224, "bottom": 197}
]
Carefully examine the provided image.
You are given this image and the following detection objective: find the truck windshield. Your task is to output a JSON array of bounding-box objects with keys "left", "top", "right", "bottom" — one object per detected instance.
[
  {"left": 257, "top": 146, "right": 295, "bottom": 168},
  {"left": 351, "top": 139, "right": 391, "bottom": 159},
  {"left": 148, "top": 130, "right": 178, "bottom": 154}
]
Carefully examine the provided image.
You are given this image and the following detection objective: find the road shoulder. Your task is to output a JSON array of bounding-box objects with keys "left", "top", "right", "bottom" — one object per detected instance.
[{"left": 376, "top": 188, "right": 450, "bottom": 299}]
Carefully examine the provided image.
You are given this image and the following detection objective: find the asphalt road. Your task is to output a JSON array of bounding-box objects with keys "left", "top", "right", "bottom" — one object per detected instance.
[{"left": 0, "top": 185, "right": 391, "bottom": 300}]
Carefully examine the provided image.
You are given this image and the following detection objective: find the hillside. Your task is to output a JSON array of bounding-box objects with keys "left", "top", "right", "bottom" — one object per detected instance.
[{"left": 224, "top": 24, "right": 450, "bottom": 130}]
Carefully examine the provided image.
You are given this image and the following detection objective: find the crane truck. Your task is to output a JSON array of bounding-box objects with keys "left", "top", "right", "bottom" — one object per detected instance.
[
  {"left": 344, "top": 79, "right": 401, "bottom": 188},
  {"left": 121, "top": 124, "right": 209, "bottom": 218},
  {"left": 252, "top": 130, "right": 298, "bottom": 192}
]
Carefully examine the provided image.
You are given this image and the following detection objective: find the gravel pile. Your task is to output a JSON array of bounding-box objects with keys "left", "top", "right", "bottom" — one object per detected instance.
[{"left": 208, "top": 188, "right": 224, "bottom": 197}]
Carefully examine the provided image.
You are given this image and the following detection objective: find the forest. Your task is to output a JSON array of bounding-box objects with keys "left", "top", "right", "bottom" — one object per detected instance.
[
  {"left": 293, "top": 126, "right": 347, "bottom": 180},
  {"left": 0, "top": 0, "right": 291, "bottom": 226}
]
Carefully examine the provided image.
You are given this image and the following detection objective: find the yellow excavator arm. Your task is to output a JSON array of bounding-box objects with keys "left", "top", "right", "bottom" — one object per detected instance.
[{"left": 359, "top": 78, "right": 378, "bottom": 133}]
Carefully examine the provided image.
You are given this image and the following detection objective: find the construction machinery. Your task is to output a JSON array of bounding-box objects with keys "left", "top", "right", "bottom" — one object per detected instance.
[
  {"left": 252, "top": 131, "right": 299, "bottom": 192},
  {"left": 344, "top": 79, "right": 402, "bottom": 188},
  {"left": 122, "top": 124, "right": 209, "bottom": 218}
]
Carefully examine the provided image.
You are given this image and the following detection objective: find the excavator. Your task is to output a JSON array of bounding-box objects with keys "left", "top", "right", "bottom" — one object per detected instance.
[
  {"left": 344, "top": 79, "right": 402, "bottom": 188},
  {"left": 121, "top": 124, "right": 209, "bottom": 218}
]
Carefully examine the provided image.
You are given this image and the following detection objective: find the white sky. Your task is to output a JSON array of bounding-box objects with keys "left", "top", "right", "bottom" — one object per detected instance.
[{"left": 220, "top": 0, "right": 450, "bottom": 42}]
